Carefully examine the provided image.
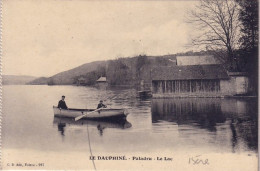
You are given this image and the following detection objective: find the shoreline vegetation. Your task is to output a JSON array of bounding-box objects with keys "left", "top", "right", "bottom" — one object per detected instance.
[
  {"left": 25, "top": 50, "right": 256, "bottom": 87},
  {"left": 3, "top": 49, "right": 258, "bottom": 97},
  {"left": 27, "top": 53, "right": 180, "bottom": 86}
]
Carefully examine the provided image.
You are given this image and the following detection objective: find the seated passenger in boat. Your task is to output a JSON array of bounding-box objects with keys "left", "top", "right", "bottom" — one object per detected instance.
[
  {"left": 58, "top": 95, "right": 68, "bottom": 110},
  {"left": 97, "top": 100, "right": 107, "bottom": 109}
]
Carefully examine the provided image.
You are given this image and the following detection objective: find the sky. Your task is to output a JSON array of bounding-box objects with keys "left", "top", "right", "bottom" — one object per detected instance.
[{"left": 3, "top": 0, "right": 198, "bottom": 77}]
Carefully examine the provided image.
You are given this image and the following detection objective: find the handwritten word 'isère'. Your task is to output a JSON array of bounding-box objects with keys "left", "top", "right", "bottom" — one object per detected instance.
[{"left": 189, "top": 155, "right": 209, "bottom": 165}]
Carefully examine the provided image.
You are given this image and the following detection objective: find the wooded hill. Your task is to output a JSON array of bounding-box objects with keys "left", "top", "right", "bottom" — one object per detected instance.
[
  {"left": 28, "top": 50, "right": 234, "bottom": 86},
  {"left": 29, "top": 61, "right": 107, "bottom": 85}
]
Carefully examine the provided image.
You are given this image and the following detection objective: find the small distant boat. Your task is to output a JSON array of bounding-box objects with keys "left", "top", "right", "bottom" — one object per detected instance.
[
  {"left": 137, "top": 90, "right": 152, "bottom": 98},
  {"left": 53, "top": 106, "right": 129, "bottom": 120}
]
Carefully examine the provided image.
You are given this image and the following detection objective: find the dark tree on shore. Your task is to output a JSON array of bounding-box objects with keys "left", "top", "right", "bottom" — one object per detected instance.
[
  {"left": 236, "top": 0, "right": 258, "bottom": 94},
  {"left": 106, "top": 58, "right": 133, "bottom": 85},
  {"left": 236, "top": 0, "right": 258, "bottom": 51},
  {"left": 188, "top": 0, "right": 240, "bottom": 71},
  {"left": 136, "top": 55, "right": 149, "bottom": 79}
]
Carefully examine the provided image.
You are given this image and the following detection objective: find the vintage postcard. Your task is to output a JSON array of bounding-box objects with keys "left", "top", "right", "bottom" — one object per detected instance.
[{"left": 1, "top": 0, "right": 258, "bottom": 170}]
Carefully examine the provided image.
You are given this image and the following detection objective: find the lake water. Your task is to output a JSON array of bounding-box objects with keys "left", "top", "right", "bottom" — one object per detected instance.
[{"left": 2, "top": 85, "right": 258, "bottom": 170}]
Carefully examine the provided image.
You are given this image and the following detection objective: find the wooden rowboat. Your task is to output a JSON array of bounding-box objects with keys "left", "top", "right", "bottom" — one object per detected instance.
[{"left": 53, "top": 106, "right": 129, "bottom": 120}]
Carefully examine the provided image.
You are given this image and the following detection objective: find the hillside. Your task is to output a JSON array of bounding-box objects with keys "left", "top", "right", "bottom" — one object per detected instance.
[
  {"left": 29, "top": 61, "right": 107, "bottom": 85},
  {"left": 28, "top": 77, "right": 49, "bottom": 85},
  {"left": 3, "top": 75, "right": 38, "bottom": 85},
  {"left": 28, "top": 55, "right": 175, "bottom": 86},
  {"left": 28, "top": 51, "right": 218, "bottom": 86}
]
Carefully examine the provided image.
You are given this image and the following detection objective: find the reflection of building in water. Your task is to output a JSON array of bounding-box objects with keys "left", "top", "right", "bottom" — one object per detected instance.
[
  {"left": 152, "top": 98, "right": 226, "bottom": 131},
  {"left": 151, "top": 98, "right": 258, "bottom": 151}
]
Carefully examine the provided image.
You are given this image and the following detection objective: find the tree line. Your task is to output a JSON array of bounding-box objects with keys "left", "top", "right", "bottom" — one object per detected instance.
[
  {"left": 73, "top": 55, "right": 174, "bottom": 86},
  {"left": 188, "top": 0, "right": 258, "bottom": 94}
]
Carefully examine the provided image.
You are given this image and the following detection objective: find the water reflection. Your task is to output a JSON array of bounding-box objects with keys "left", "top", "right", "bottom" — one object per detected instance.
[
  {"left": 3, "top": 85, "right": 258, "bottom": 170},
  {"left": 151, "top": 98, "right": 258, "bottom": 152},
  {"left": 57, "top": 123, "right": 66, "bottom": 136},
  {"left": 230, "top": 119, "right": 237, "bottom": 153},
  {"left": 53, "top": 117, "right": 132, "bottom": 136}
]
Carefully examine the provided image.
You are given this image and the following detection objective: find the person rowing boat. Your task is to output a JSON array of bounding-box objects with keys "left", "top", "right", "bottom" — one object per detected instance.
[{"left": 97, "top": 100, "right": 107, "bottom": 109}]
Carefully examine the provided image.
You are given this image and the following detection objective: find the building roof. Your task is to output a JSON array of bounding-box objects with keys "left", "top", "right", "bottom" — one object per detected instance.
[
  {"left": 176, "top": 55, "right": 220, "bottom": 66},
  {"left": 151, "top": 65, "right": 229, "bottom": 81},
  {"left": 228, "top": 72, "right": 248, "bottom": 76},
  {"left": 96, "top": 77, "right": 107, "bottom": 82}
]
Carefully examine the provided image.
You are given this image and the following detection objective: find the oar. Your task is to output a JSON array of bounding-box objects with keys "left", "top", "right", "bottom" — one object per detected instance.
[
  {"left": 75, "top": 108, "right": 102, "bottom": 121},
  {"left": 75, "top": 93, "right": 120, "bottom": 121}
]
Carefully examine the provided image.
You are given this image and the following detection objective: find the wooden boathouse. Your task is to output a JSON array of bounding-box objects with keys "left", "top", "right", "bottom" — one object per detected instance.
[
  {"left": 96, "top": 77, "right": 108, "bottom": 88},
  {"left": 151, "top": 65, "right": 231, "bottom": 97}
]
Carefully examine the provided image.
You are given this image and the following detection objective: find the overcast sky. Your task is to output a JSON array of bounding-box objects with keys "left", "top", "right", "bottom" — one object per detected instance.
[{"left": 3, "top": 0, "right": 198, "bottom": 77}]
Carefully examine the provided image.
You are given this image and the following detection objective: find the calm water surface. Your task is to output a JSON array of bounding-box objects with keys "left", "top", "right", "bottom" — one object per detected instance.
[{"left": 2, "top": 85, "right": 258, "bottom": 169}]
